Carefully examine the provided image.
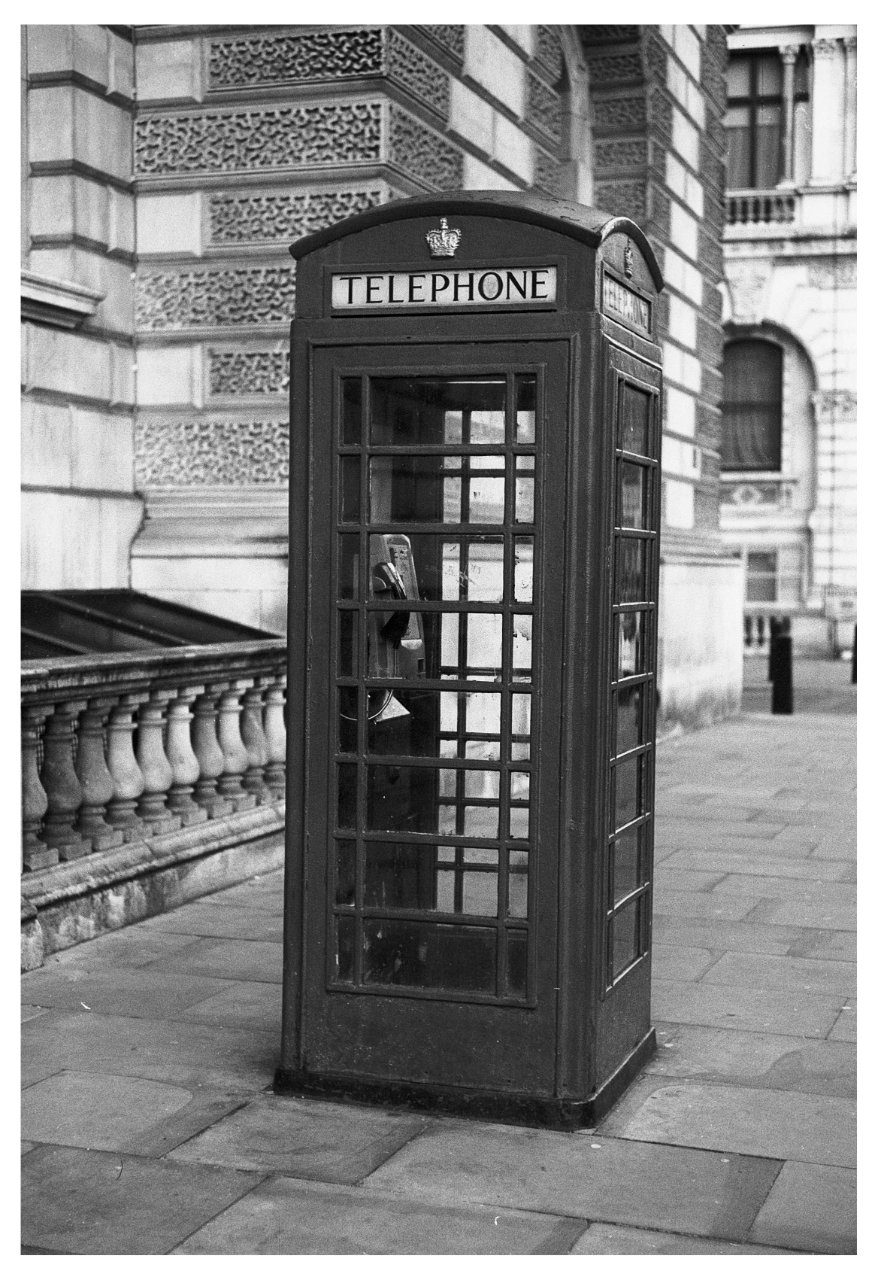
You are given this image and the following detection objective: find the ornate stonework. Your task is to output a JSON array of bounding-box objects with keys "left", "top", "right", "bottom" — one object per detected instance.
[
  {"left": 588, "top": 52, "right": 644, "bottom": 84},
  {"left": 208, "top": 28, "right": 384, "bottom": 89},
  {"left": 535, "top": 26, "right": 564, "bottom": 82},
  {"left": 134, "top": 420, "right": 290, "bottom": 488},
  {"left": 724, "top": 261, "right": 769, "bottom": 324},
  {"left": 388, "top": 105, "right": 463, "bottom": 189},
  {"left": 208, "top": 187, "right": 386, "bottom": 245},
  {"left": 136, "top": 266, "right": 295, "bottom": 330},
  {"left": 526, "top": 72, "right": 561, "bottom": 142},
  {"left": 812, "top": 390, "right": 857, "bottom": 421},
  {"left": 387, "top": 30, "right": 449, "bottom": 116},
  {"left": 134, "top": 102, "right": 382, "bottom": 177},
  {"left": 594, "top": 138, "right": 648, "bottom": 170},
  {"left": 419, "top": 25, "right": 465, "bottom": 60},
  {"left": 209, "top": 350, "right": 289, "bottom": 397},
  {"left": 533, "top": 148, "right": 563, "bottom": 197},
  {"left": 593, "top": 95, "right": 647, "bottom": 129},
  {"left": 594, "top": 179, "right": 647, "bottom": 222},
  {"left": 808, "top": 261, "right": 856, "bottom": 288}
]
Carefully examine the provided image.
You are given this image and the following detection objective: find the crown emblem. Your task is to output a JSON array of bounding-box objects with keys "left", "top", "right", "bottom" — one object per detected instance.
[
  {"left": 624, "top": 240, "right": 634, "bottom": 278},
  {"left": 425, "top": 217, "right": 461, "bottom": 259}
]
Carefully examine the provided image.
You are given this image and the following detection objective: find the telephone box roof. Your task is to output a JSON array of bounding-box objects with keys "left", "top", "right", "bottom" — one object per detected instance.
[{"left": 289, "top": 189, "right": 663, "bottom": 291}]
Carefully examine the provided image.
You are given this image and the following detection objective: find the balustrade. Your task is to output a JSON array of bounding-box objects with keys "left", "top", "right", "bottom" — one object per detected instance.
[
  {"left": 21, "top": 640, "right": 287, "bottom": 875},
  {"left": 726, "top": 189, "right": 797, "bottom": 226}
]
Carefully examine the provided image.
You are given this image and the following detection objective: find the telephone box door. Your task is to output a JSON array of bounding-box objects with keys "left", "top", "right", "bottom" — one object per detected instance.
[{"left": 296, "top": 339, "right": 571, "bottom": 1094}]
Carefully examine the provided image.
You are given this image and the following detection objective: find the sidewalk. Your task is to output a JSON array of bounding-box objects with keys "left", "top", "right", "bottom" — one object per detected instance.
[{"left": 21, "top": 660, "right": 856, "bottom": 1255}]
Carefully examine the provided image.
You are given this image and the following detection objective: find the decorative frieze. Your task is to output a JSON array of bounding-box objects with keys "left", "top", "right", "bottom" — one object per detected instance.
[
  {"left": 533, "top": 148, "right": 564, "bottom": 198},
  {"left": 208, "top": 28, "right": 384, "bottom": 89},
  {"left": 594, "top": 179, "right": 647, "bottom": 222},
  {"left": 134, "top": 420, "right": 290, "bottom": 487},
  {"left": 209, "top": 350, "right": 289, "bottom": 397},
  {"left": 387, "top": 30, "right": 449, "bottom": 117},
  {"left": 526, "top": 72, "right": 561, "bottom": 143},
  {"left": 808, "top": 261, "right": 856, "bottom": 289},
  {"left": 419, "top": 25, "right": 465, "bottom": 60},
  {"left": 648, "top": 87, "right": 673, "bottom": 139},
  {"left": 593, "top": 95, "right": 647, "bottom": 130},
  {"left": 587, "top": 52, "right": 644, "bottom": 84},
  {"left": 812, "top": 390, "right": 857, "bottom": 422},
  {"left": 581, "top": 26, "right": 640, "bottom": 46},
  {"left": 134, "top": 102, "right": 382, "bottom": 177},
  {"left": 388, "top": 105, "right": 463, "bottom": 189},
  {"left": 209, "top": 187, "right": 386, "bottom": 245},
  {"left": 594, "top": 138, "right": 648, "bottom": 170},
  {"left": 136, "top": 266, "right": 295, "bottom": 331},
  {"left": 535, "top": 26, "right": 564, "bottom": 83}
]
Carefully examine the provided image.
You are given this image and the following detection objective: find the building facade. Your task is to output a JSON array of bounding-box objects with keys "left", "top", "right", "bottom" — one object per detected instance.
[
  {"left": 22, "top": 23, "right": 742, "bottom": 728},
  {"left": 720, "top": 24, "right": 856, "bottom": 655}
]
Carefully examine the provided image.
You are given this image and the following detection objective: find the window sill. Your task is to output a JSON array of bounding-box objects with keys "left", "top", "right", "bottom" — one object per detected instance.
[{"left": 21, "top": 270, "right": 104, "bottom": 330}]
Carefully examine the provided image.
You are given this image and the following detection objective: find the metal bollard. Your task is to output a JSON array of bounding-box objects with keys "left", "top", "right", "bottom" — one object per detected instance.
[
  {"left": 852, "top": 625, "right": 857, "bottom": 685},
  {"left": 771, "top": 634, "right": 793, "bottom": 714}
]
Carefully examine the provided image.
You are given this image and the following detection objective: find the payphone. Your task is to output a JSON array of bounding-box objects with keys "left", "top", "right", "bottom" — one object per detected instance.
[{"left": 277, "top": 191, "right": 664, "bottom": 1127}]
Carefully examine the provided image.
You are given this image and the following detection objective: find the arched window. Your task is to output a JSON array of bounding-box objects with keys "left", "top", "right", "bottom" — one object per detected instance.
[{"left": 721, "top": 339, "right": 783, "bottom": 471}]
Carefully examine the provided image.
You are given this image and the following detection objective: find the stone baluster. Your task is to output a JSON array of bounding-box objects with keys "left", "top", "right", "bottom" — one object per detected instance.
[
  {"left": 241, "top": 680, "right": 271, "bottom": 802},
  {"left": 263, "top": 673, "right": 287, "bottom": 800},
  {"left": 192, "top": 684, "right": 234, "bottom": 819},
  {"left": 75, "top": 698, "right": 124, "bottom": 851},
  {"left": 106, "top": 694, "right": 147, "bottom": 842},
  {"left": 39, "top": 700, "right": 89, "bottom": 860},
  {"left": 22, "top": 704, "right": 57, "bottom": 872},
  {"left": 217, "top": 679, "right": 256, "bottom": 811},
  {"left": 135, "top": 688, "right": 181, "bottom": 835},
  {"left": 166, "top": 685, "right": 207, "bottom": 826}
]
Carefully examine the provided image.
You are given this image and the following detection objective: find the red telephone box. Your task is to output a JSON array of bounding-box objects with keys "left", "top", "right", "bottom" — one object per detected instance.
[{"left": 277, "top": 191, "right": 664, "bottom": 1127}]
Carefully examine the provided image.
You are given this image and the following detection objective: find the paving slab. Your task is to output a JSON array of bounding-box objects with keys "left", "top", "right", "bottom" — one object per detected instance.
[
  {"left": 650, "top": 944, "right": 717, "bottom": 982},
  {"left": 173, "top": 1175, "right": 585, "bottom": 1254},
  {"left": 662, "top": 852, "right": 851, "bottom": 882},
  {"left": 21, "top": 1009, "right": 278, "bottom": 1091},
  {"left": 598, "top": 1080, "right": 855, "bottom": 1167},
  {"left": 204, "top": 873, "right": 285, "bottom": 912},
  {"left": 651, "top": 890, "right": 764, "bottom": 922},
  {"left": 747, "top": 895, "right": 856, "bottom": 931},
  {"left": 650, "top": 1025, "right": 855, "bottom": 1098},
  {"left": 570, "top": 1223, "right": 797, "bottom": 1254},
  {"left": 48, "top": 928, "right": 206, "bottom": 970},
  {"left": 365, "top": 1122, "right": 781, "bottom": 1241},
  {"left": 748, "top": 1161, "right": 856, "bottom": 1254},
  {"left": 21, "top": 1070, "right": 247, "bottom": 1157},
  {"left": 713, "top": 875, "right": 856, "bottom": 902},
  {"left": 21, "top": 1144, "right": 264, "bottom": 1255},
  {"left": 136, "top": 902, "right": 285, "bottom": 942},
  {"left": 829, "top": 1001, "right": 856, "bottom": 1042},
  {"left": 652, "top": 979, "right": 844, "bottom": 1038},
  {"left": 21, "top": 1005, "right": 50, "bottom": 1023},
  {"left": 786, "top": 929, "right": 856, "bottom": 962},
  {"left": 140, "top": 937, "right": 284, "bottom": 984},
  {"left": 652, "top": 915, "right": 803, "bottom": 956},
  {"left": 651, "top": 870, "right": 728, "bottom": 895},
  {"left": 169, "top": 979, "right": 283, "bottom": 1032},
  {"left": 170, "top": 1094, "right": 428, "bottom": 1184},
  {"left": 20, "top": 964, "right": 234, "bottom": 1020},
  {"left": 700, "top": 951, "right": 856, "bottom": 996}
]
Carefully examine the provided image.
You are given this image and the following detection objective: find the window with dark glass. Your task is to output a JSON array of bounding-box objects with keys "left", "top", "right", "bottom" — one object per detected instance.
[
  {"left": 720, "top": 340, "right": 782, "bottom": 472},
  {"left": 725, "top": 50, "right": 808, "bottom": 189}
]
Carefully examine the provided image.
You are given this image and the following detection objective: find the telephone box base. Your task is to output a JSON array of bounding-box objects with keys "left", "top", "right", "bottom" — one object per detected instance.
[{"left": 274, "top": 1028, "right": 655, "bottom": 1132}]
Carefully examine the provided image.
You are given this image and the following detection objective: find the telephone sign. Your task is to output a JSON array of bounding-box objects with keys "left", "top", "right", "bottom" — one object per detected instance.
[{"left": 277, "top": 191, "right": 664, "bottom": 1128}]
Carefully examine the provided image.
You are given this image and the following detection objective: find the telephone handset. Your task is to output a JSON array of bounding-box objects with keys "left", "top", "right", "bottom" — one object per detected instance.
[{"left": 368, "top": 534, "right": 424, "bottom": 720}]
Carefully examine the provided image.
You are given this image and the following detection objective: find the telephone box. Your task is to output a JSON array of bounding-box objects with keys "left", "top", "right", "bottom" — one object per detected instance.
[{"left": 277, "top": 191, "right": 663, "bottom": 1127}]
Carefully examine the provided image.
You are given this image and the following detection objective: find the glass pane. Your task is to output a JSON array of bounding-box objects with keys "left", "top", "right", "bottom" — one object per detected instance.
[
  {"left": 515, "top": 465, "right": 535, "bottom": 523},
  {"left": 514, "top": 537, "right": 534, "bottom": 602},
  {"left": 364, "top": 841, "right": 439, "bottom": 910},
  {"left": 614, "top": 755, "right": 642, "bottom": 830},
  {"left": 335, "top": 915, "right": 355, "bottom": 982},
  {"left": 441, "top": 805, "right": 500, "bottom": 839},
  {"left": 510, "top": 771, "right": 530, "bottom": 839},
  {"left": 620, "top": 384, "right": 651, "bottom": 455},
  {"left": 727, "top": 57, "right": 750, "bottom": 98},
  {"left": 335, "top": 840, "right": 357, "bottom": 905},
  {"left": 620, "top": 461, "right": 648, "bottom": 529},
  {"left": 465, "top": 613, "right": 504, "bottom": 678},
  {"left": 370, "top": 376, "right": 506, "bottom": 446},
  {"left": 726, "top": 122, "right": 751, "bottom": 189},
  {"left": 613, "top": 827, "right": 641, "bottom": 903},
  {"left": 512, "top": 615, "right": 533, "bottom": 682},
  {"left": 506, "top": 929, "right": 528, "bottom": 997},
  {"left": 338, "top": 534, "right": 359, "bottom": 599},
  {"left": 363, "top": 919, "right": 496, "bottom": 992},
  {"left": 612, "top": 901, "right": 640, "bottom": 979},
  {"left": 511, "top": 693, "right": 531, "bottom": 759},
  {"left": 755, "top": 106, "right": 781, "bottom": 187},
  {"left": 338, "top": 700, "right": 358, "bottom": 753},
  {"left": 756, "top": 53, "right": 782, "bottom": 96},
  {"left": 461, "top": 537, "right": 505, "bottom": 601},
  {"left": 508, "top": 870, "right": 528, "bottom": 918},
  {"left": 337, "top": 611, "right": 358, "bottom": 678},
  {"left": 337, "top": 764, "right": 358, "bottom": 829},
  {"left": 340, "top": 456, "right": 361, "bottom": 522},
  {"left": 362, "top": 689, "right": 503, "bottom": 761},
  {"left": 341, "top": 377, "right": 362, "bottom": 445},
  {"left": 462, "top": 870, "right": 497, "bottom": 916},
  {"left": 515, "top": 374, "right": 537, "bottom": 443},
  {"left": 616, "top": 683, "right": 644, "bottom": 755},
  {"left": 467, "top": 471, "right": 506, "bottom": 524},
  {"left": 615, "top": 537, "right": 649, "bottom": 604},
  {"left": 618, "top": 611, "right": 647, "bottom": 679}
]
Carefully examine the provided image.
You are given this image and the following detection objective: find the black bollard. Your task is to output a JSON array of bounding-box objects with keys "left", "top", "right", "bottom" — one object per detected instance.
[
  {"left": 771, "top": 634, "right": 793, "bottom": 714},
  {"left": 852, "top": 624, "right": 857, "bottom": 684},
  {"left": 768, "top": 617, "right": 780, "bottom": 683}
]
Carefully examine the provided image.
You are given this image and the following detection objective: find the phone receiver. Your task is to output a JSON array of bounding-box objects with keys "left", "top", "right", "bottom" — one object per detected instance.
[{"left": 372, "top": 561, "right": 410, "bottom": 648}]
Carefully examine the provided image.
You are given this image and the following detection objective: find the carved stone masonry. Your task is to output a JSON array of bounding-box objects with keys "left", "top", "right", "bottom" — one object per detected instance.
[
  {"left": 536, "top": 25, "right": 564, "bottom": 83},
  {"left": 209, "top": 350, "right": 290, "bottom": 398},
  {"left": 387, "top": 30, "right": 450, "bottom": 117},
  {"left": 812, "top": 390, "right": 857, "bottom": 422},
  {"left": 388, "top": 105, "right": 463, "bottom": 190},
  {"left": 808, "top": 261, "right": 856, "bottom": 289},
  {"left": 134, "top": 420, "right": 290, "bottom": 488},
  {"left": 526, "top": 72, "right": 562, "bottom": 142},
  {"left": 136, "top": 266, "right": 295, "bottom": 331},
  {"left": 134, "top": 102, "right": 382, "bottom": 177},
  {"left": 533, "top": 148, "right": 564, "bottom": 197},
  {"left": 209, "top": 188, "right": 386, "bottom": 245},
  {"left": 593, "top": 95, "right": 647, "bottom": 130},
  {"left": 420, "top": 25, "right": 465, "bottom": 60},
  {"left": 208, "top": 28, "right": 384, "bottom": 89}
]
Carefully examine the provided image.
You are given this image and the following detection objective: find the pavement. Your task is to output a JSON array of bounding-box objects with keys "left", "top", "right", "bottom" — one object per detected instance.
[{"left": 21, "top": 658, "right": 856, "bottom": 1255}]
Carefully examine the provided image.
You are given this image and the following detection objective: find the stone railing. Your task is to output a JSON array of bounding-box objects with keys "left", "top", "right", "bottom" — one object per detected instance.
[
  {"left": 726, "top": 189, "right": 797, "bottom": 226},
  {"left": 21, "top": 640, "right": 286, "bottom": 875}
]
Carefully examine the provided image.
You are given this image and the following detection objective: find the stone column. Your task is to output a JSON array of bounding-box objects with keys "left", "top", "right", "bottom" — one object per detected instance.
[
  {"left": 809, "top": 38, "right": 842, "bottom": 183},
  {"left": 166, "top": 685, "right": 207, "bottom": 826},
  {"left": 39, "top": 700, "right": 89, "bottom": 860},
  {"left": 135, "top": 688, "right": 182, "bottom": 835},
  {"left": 241, "top": 681, "right": 271, "bottom": 802},
  {"left": 75, "top": 698, "right": 124, "bottom": 851},
  {"left": 192, "top": 684, "right": 234, "bottom": 819},
  {"left": 22, "top": 704, "right": 56, "bottom": 872},
  {"left": 780, "top": 45, "right": 799, "bottom": 183},
  {"left": 106, "top": 694, "right": 147, "bottom": 842},
  {"left": 217, "top": 679, "right": 257, "bottom": 811},
  {"left": 843, "top": 37, "right": 857, "bottom": 178},
  {"left": 263, "top": 674, "right": 287, "bottom": 801}
]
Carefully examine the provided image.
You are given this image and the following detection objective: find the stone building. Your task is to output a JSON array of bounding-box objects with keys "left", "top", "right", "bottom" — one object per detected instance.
[
  {"left": 720, "top": 23, "right": 856, "bottom": 655},
  {"left": 21, "top": 22, "right": 741, "bottom": 735}
]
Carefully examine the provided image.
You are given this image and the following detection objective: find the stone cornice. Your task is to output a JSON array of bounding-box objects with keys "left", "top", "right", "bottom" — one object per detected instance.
[{"left": 21, "top": 270, "right": 104, "bottom": 330}]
